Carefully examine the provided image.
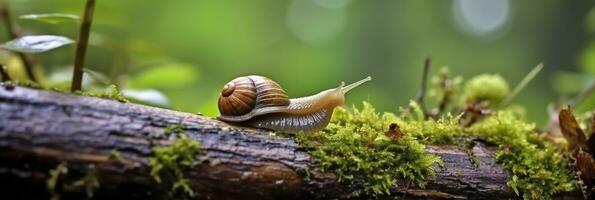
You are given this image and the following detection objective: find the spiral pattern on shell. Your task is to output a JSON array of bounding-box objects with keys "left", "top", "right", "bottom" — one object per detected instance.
[{"left": 218, "top": 75, "right": 290, "bottom": 117}]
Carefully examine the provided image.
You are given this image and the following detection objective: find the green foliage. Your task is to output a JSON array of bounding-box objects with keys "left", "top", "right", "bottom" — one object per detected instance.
[
  {"left": 463, "top": 74, "right": 510, "bottom": 105},
  {"left": 1, "top": 35, "right": 74, "bottom": 53},
  {"left": 467, "top": 111, "right": 575, "bottom": 199},
  {"left": 149, "top": 130, "right": 202, "bottom": 197},
  {"left": 296, "top": 102, "right": 442, "bottom": 196},
  {"left": 19, "top": 13, "right": 80, "bottom": 24}
]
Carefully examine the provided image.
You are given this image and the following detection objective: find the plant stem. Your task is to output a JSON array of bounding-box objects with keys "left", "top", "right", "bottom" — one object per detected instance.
[
  {"left": 71, "top": 0, "right": 96, "bottom": 92},
  {"left": 500, "top": 63, "right": 543, "bottom": 107},
  {"left": 0, "top": 64, "right": 10, "bottom": 81},
  {"left": 0, "top": 3, "right": 37, "bottom": 82},
  {"left": 401, "top": 56, "right": 431, "bottom": 118}
]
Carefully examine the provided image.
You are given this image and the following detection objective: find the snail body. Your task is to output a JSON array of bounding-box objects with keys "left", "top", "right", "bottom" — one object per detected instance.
[{"left": 217, "top": 75, "right": 371, "bottom": 133}]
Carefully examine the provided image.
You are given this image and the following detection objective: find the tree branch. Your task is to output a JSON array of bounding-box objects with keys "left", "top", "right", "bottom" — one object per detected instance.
[
  {"left": 401, "top": 57, "right": 431, "bottom": 119},
  {"left": 0, "top": 84, "right": 571, "bottom": 199}
]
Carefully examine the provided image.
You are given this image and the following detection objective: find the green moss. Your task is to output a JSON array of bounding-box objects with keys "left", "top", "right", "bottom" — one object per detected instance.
[
  {"left": 296, "top": 102, "right": 442, "bottom": 196},
  {"left": 463, "top": 140, "right": 479, "bottom": 168},
  {"left": 149, "top": 130, "right": 202, "bottom": 197},
  {"left": 70, "top": 165, "right": 100, "bottom": 199},
  {"left": 5, "top": 79, "right": 44, "bottom": 89},
  {"left": 467, "top": 111, "right": 575, "bottom": 199},
  {"left": 463, "top": 74, "right": 510, "bottom": 105},
  {"left": 46, "top": 163, "right": 100, "bottom": 200},
  {"left": 399, "top": 108, "right": 462, "bottom": 145},
  {"left": 47, "top": 163, "right": 68, "bottom": 200},
  {"left": 163, "top": 124, "right": 184, "bottom": 137},
  {"left": 76, "top": 85, "right": 128, "bottom": 102},
  {"left": 111, "top": 149, "right": 125, "bottom": 163},
  {"left": 4, "top": 80, "right": 128, "bottom": 102}
]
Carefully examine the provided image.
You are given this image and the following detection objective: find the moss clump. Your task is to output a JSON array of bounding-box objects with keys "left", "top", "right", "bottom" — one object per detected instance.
[
  {"left": 76, "top": 85, "right": 128, "bottom": 102},
  {"left": 396, "top": 100, "right": 462, "bottom": 144},
  {"left": 463, "top": 74, "right": 510, "bottom": 105},
  {"left": 149, "top": 130, "right": 202, "bottom": 197},
  {"left": 5, "top": 79, "right": 44, "bottom": 89},
  {"left": 467, "top": 111, "right": 575, "bottom": 199},
  {"left": 111, "top": 149, "right": 125, "bottom": 163},
  {"left": 399, "top": 102, "right": 462, "bottom": 144},
  {"left": 463, "top": 140, "right": 479, "bottom": 168},
  {"left": 163, "top": 124, "right": 184, "bottom": 137},
  {"left": 296, "top": 102, "right": 442, "bottom": 196},
  {"left": 399, "top": 116, "right": 462, "bottom": 145},
  {"left": 46, "top": 163, "right": 100, "bottom": 200},
  {"left": 4, "top": 80, "right": 128, "bottom": 103},
  {"left": 70, "top": 165, "right": 100, "bottom": 199},
  {"left": 47, "top": 163, "right": 68, "bottom": 200}
]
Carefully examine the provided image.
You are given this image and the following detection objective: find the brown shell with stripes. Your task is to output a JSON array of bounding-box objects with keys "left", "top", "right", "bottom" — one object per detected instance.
[{"left": 218, "top": 75, "right": 290, "bottom": 117}]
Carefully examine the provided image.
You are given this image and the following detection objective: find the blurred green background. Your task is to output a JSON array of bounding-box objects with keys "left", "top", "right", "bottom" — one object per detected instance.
[{"left": 2, "top": 0, "right": 595, "bottom": 126}]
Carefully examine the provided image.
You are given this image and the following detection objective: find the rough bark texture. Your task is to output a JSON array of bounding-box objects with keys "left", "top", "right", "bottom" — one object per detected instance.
[{"left": 0, "top": 84, "right": 521, "bottom": 199}]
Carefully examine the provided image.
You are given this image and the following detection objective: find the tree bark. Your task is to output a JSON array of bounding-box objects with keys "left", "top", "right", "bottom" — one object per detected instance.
[{"left": 0, "top": 84, "right": 525, "bottom": 199}]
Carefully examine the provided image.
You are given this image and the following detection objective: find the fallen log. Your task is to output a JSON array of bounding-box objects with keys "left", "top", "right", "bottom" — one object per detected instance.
[{"left": 0, "top": 84, "right": 523, "bottom": 199}]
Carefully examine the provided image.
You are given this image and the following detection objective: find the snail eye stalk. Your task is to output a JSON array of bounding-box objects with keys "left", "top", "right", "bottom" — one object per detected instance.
[{"left": 341, "top": 76, "right": 372, "bottom": 95}]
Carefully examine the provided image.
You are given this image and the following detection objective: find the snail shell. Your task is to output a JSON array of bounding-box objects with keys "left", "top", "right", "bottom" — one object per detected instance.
[
  {"left": 217, "top": 75, "right": 371, "bottom": 133},
  {"left": 218, "top": 76, "right": 289, "bottom": 116}
]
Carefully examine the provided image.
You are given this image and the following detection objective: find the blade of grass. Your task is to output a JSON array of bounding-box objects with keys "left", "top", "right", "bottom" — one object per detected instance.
[{"left": 500, "top": 63, "right": 543, "bottom": 107}]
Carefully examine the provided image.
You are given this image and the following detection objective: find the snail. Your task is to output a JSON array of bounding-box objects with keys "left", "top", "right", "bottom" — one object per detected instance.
[{"left": 217, "top": 75, "right": 371, "bottom": 133}]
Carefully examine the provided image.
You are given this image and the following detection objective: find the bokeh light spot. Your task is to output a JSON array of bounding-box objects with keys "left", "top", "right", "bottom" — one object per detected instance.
[
  {"left": 286, "top": 0, "right": 347, "bottom": 44},
  {"left": 452, "top": 0, "right": 511, "bottom": 37}
]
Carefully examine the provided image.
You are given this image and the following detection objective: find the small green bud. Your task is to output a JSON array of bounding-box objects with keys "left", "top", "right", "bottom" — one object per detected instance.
[{"left": 463, "top": 74, "right": 510, "bottom": 105}]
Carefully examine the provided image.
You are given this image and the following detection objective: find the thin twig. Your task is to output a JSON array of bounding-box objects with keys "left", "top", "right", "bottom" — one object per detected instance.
[
  {"left": 435, "top": 73, "right": 452, "bottom": 116},
  {"left": 569, "top": 79, "right": 595, "bottom": 108},
  {"left": 71, "top": 0, "right": 96, "bottom": 92},
  {"left": 500, "top": 63, "right": 543, "bottom": 107},
  {"left": 416, "top": 57, "right": 431, "bottom": 107},
  {"left": 402, "top": 180, "right": 411, "bottom": 200},
  {"left": 401, "top": 56, "right": 431, "bottom": 118},
  {"left": 0, "top": 3, "right": 36, "bottom": 82},
  {"left": 0, "top": 64, "right": 10, "bottom": 81}
]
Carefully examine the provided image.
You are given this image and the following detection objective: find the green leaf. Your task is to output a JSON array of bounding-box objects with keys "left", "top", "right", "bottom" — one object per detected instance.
[
  {"left": 122, "top": 88, "right": 170, "bottom": 108},
  {"left": 1, "top": 35, "right": 74, "bottom": 53},
  {"left": 126, "top": 63, "right": 199, "bottom": 89},
  {"left": 19, "top": 13, "right": 80, "bottom": 24}
]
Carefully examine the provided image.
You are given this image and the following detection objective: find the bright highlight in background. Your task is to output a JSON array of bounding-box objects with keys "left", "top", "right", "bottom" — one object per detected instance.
[{"left": 452, "top": 0, "right": 511, "bottom": 37}]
